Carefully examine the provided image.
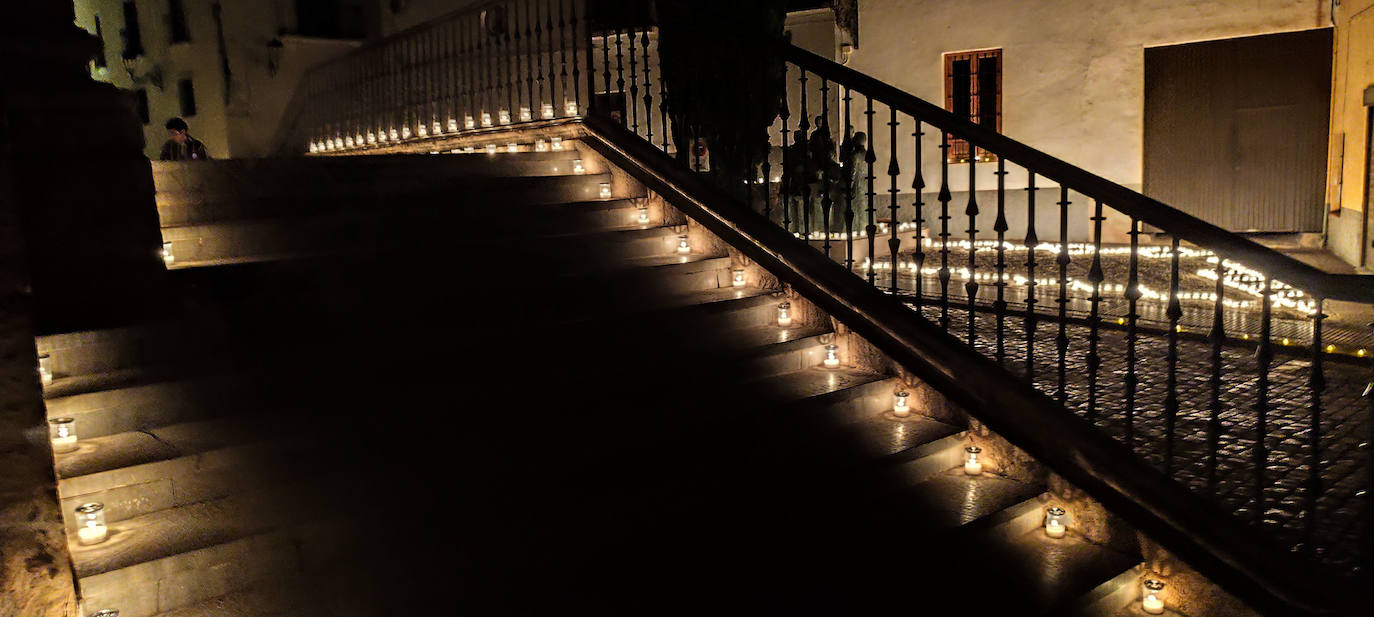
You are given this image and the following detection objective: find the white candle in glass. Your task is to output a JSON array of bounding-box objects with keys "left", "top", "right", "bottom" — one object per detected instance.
[
  {"left": 486, "top": 144, "right": 498, "bottom": 155},
  {"left": 565, "top": 100, "right": 578, "bottom": 116},
  {"left": 38, "top": 353, "right": 53, "bottom": 385},
  {"left": 963, "top": 446, "right": 983, "bottom": 475},
  {"left": 1044, "top": 506, "right": 1067, "bottom": 539},
  {"left": 519, "top": 106, "right": 532, "bottom": 122},
  {"left": 498, "top": 109, "right": 511, "bottom": 124},
  {"left": 777, "top": 302, "right": 792, "bottom": 327},
  {"left": 49, "top": 418, "right": 77, "bottom": 453},
  {"left": 535, "top": 139, "right": 548, "bottom": 152},
  {"left": 600, "top": 183, "right": 613, "bottom": 199},
  {"left": 542, "top": 103, "right": 555, "bottom": 119},
  {"left": 893, "top": 391, "right": 910, "bottom": 417},
  {"left": 572, "top": 159, "right": 585, "bottom": 174},
  {"left": 1141, "top": 580, "right": 1165, "bottom": 614},
  {"left": 732, "top": 269, "right": 745, "bottom": 287},
  {"left": 676, "top": 235, "right": 690, "bottom": 254},
  {"left": 507, "top": 143, "right": 519, "bottom": 153},
  {"left": 75, "top": 503, "right": 108, "bottom": 545},
  {"left": 551, "top": 137, "right": 563, "bottom": 151},
  {"left": 637, "top": 207, "right": 649, "bottom": 223},
  {"left": 481, "top": 112, "right": 493, "bottom": 127},
  {"left": 823, "top": 344, "right": 839, "bottom": 368}
]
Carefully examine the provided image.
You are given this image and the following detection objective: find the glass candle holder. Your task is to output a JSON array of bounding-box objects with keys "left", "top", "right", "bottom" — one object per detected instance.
[
  {"left": 486, "top": 144, "right": 498, "bottom": 155},
  {"left": 401, "top": 126, "right": 412, "bottom": 139},
  {"left": 308, "top": 141, "right": 319, "bottom": 154},
  {"left": 75, "top": 502, "right": 108, "bottom": 545},
  {"left": 432, "top": 120, "right": 443, "bottom": 135},
  {"left": 519, "top": 107, "right": 532, "bottom": 122},
  {"left": 1044, "top": 506, "right": 1067, "bottom": 538},
  {"left": 415, "top": 125, "right": 428, "bottom": 138},
  {"left": 1142, "top": 579, "right": 1166, "bottom": 614},
  {"left": 38, "top": 353, "right": 53, "bottom": 385},
  {"left": 367, "top": 132, "right": 377, "bottom": 145},
  {"left": 637, "top": 206, "right": 650, "bottom": 223},
  {"left": 676, "top": 234, "right": 691, "bottom": 254},
  {"left": 823, "top": 344, "right": 839, "bottom": 368},
  {"left": 572, "top": 159, "right": 585, "bottom": 174},
  {"left": 565, "top": 100, "right": 578, "bottom": 116},
  {"left": 481, "top": 112, "right": 493, "bottom": 127},
  {"left": 732, "top": 268, "right": 746, "bottom": 287},
  {"left": 345, "top": 136, "right": 355, "bottom": 148},
  {"left": 535, "top": 139, "right": 548, "bottom": 152},
  {"left": 465, "top": 115, "right": 476, "bottom": 129},
  {"left": 551, "top": 137, "right": 564, "bottom": 151},
  {"left": 777, "top": 302, "right": 792, "bottom": 327},
  {"left": 49, "top": 418, "right": 77, "bottom": 453},
  {"left": 542, "top": 103, "right": 555, "bottom": 119},
  {"left": 600, "top": 183, "right": 613, "bottom": 199},
  {"left": 507, "top": 143, "right": 519, "bottom": 153},
  {"left": 161, "top": 242, "right": 175, "bottom": 265},
  {"left": 893, "top": 391, "right": 910, "bottom": 417},
  {"left": 325, "top": 139, "right": 336, "bottom": 151},
  {"left": 447, "top": 118, "right": 458, "bottom": 132},
  {"left": 389, "top": 128, "right": 400, "bottom": 141},
  {"left": 498, "top": 109, "right": 511, "bottom": 125},
  {"left": 963, "top": 446, "right": 983, "bottom": 475},
  {"left": 463, "top": 146, "right": 476, "bottom": 153}
]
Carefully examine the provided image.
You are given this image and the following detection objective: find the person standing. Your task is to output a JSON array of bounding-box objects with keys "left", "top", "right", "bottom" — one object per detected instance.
[{"left": 159, "top": 117, "right": 211, "bottom": 161}]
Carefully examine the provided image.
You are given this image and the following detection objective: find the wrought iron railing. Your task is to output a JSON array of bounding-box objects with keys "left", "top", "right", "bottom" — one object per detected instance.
[{"left": 282, "top": 0, "right": 1372, "bottom": 609}]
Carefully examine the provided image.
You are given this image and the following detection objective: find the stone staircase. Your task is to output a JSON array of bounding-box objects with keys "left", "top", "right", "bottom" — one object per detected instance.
[{"left": 43, "top": 146, "right": 1245, "bottom": 616}]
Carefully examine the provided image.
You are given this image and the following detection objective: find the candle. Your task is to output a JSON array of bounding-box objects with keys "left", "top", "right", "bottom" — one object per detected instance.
[
  {"left": 963, "top": 446, "right": 983, "bottom": 475},
  {"left": 637, "top": 207, "right": 650, "bottom": 223},
  {"left": 498, "top": 109, "right": 511, "bottom": 125},
  {"left": 893, "top": 391, "right": 910, "bottom": 417},
  {"left": 565, "top": 100, "right": 578, "bottom": 116},
  {"left": 78, "top": 525, "right": 108, "bottom": 545},
  {"left": 551, "top": 137, "right": 563, "bottom": 151},
  {"left": 542, "top": 103, "right": 555, "bottom": 119},
  {"left": 74, "top": 503, "right": 108, "bottom": 545},
  {"left": 38, "top": 353, "right": 53, "bottom": 385},
  {"left": 572, "top": 159, "right": 585, "bottom": 174},
  {"left": 49, "top": 418, "right": 77, "bottom": 453},
  {"left": 823, "top": 344, "right": 839, "bottom": 368},
  {"left": 507, "top": 143, "right": 518, "bottom": 153},
  {"left": 486, "top": 144, "right": 498, "bottom": 155},
  {"left": 161, "top": 242, "right": 174, "bottom": 265},
  {"left": 481, "top": 112, "right": 493, "bottom": 127},
  {"left": 401, "top": 126, "right": 412, "bottom": 139},
  {"left": 732, "top": 268, "right": 746, "bottom": 287},
  {"left": 447, "top": 118, "right": 458, "bottom": 132},
  {"left": 777, "top": 302, "right": 792, "bottom": 327},
  {"left": 676, "top": 235, "right": 691, "bottom": 254},
  {"left": 600, "top": 183, "right": 613, "bottom": 199},
  {"left": 1141, "top": 579, "right": 1165, "bottom": 614},
  {"left": 465, "top": 115, "right": 475, "bottom": 130},
  {"left": 535, "top": 139, "right": 548, "bottom": 152},
  {"left": 1044, "top": 506, "right": 1067, "bottom": 539},
  {"left": 519, "top": 106, "right": 532, "bottom": 122}
]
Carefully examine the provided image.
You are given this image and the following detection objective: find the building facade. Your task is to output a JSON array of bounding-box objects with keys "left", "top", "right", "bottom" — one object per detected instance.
[{"left": 71, "top": 0, "right": 377, "bottom": 159}]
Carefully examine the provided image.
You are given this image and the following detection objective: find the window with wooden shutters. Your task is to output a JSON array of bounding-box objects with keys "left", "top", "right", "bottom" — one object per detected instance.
[{"left": 943, "top": 48, "right": 1001, "bottom": 163}]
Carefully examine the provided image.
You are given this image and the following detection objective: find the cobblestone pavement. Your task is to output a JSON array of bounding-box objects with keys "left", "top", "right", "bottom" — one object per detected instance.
[{"left": 906, "top": 301, "right": 1371, "bottom": 569}]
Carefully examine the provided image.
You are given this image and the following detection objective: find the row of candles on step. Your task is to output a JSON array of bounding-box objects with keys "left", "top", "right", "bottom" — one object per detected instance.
[{"left": 311, "top": 101, "right": 581, "bottom": 153}]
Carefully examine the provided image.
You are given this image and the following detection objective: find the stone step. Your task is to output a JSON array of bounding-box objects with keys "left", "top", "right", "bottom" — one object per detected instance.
[
  {"left": 968, "top": 496, "right": 1139, "bottom": 614},
  {"left": 1067, "top": 565, "right": 1142, "bottom": 617},
  {"left": 156, "top": 173, "right": 616, "bottom": 226},
  {"left": 71, "top": 480, "right": 363, "bottom": 617},
  {"left": 897, "top": 464, "right": 1047, "bottom": 529},
  {"left": 58, "top": 438, "right": 304, "bottom": 529},
  {"left": 719, "top": 324, "right": 834, "bottom": 379},
  {"left": 55, "top": 415, "right": 265, "bottom": 480},
  {"left": 36, "top": 322, "right": 228, "bottom": 390},
  {"left": 44, "top": 374, "right": 259, "bottom": 440}
]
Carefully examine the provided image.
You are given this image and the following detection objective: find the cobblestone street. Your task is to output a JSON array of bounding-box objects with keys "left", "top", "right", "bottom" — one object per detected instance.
[{"left": 908, "top": 302, "right": 1371, "bottom": 568}]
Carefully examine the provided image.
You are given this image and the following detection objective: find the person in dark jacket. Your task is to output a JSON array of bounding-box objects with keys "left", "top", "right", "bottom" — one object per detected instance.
[{"left": 159, "top": 117, "right": 212, "bottom": 161}]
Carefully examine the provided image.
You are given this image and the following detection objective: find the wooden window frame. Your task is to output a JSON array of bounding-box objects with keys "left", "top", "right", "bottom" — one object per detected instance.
[{"left": 943, "top": 48, "right": 1002, "bottom": 163}]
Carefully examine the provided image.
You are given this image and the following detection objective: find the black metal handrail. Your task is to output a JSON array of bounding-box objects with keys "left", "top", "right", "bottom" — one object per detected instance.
[
  {"left": 781, "top": 45, "right": 1373, "bottom": 304},
  {"left": 277, "top": 2, "right": 1373, "bottom": 610},
  {"left": 581, "top": 113, "right": 1360, "bottom": 617}
]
